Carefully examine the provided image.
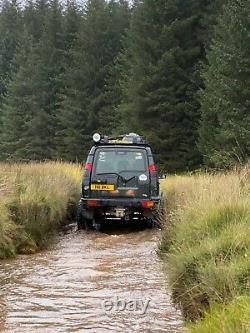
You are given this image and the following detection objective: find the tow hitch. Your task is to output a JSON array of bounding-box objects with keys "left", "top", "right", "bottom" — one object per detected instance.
[{"left": 114, "top": 208, "right": 126, "bottom": 218}]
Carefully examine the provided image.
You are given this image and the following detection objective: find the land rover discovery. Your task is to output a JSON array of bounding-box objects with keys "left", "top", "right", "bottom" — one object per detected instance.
[{"left": 77, "top": 133, "right": 161, "bottom": 230}]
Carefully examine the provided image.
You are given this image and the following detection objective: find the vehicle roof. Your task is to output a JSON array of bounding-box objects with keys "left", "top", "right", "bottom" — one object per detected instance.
[
  {"left": 89, "top": 144, "right": 152, "bottom": 155},
  {"left": 95, "top": 144, "right": 150, "bottom": 148}
]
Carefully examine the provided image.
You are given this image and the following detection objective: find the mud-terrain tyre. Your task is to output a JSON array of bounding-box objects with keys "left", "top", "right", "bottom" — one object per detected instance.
[
  {"left": 93, "top": 219, "right": 103, "bottom": 232},
  {"left": 147, "top": 202, "right": 165, "bottom": 229},
  {"left": 155, "top": 198, "right": 166, "bottom": 228},
  {"left": 145, "top": 217, "right": 158, "bottom": 228},
  {"left": 76, "top": 204, "right": 85, "bottom": 230},
  {"left": 85, "top": 219, "right": 94, "bottom": 231},
  {"left": 94, "top": 223, "right": 102, "bottom": 232},
  {"left": 76, "top": 202, "right": 94, "bottom": 230}
]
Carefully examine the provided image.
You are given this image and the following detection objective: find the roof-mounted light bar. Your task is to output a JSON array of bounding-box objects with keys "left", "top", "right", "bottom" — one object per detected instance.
[{"left": 92, "top": 133, "right": 148, "bottom": 145}]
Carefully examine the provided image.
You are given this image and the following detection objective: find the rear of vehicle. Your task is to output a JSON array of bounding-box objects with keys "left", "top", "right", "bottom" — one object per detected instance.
[{"left": 77, "top": 134, "right": 160, "bottom": 229}]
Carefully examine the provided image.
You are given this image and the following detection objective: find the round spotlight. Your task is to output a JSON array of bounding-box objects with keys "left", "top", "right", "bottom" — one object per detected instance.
[{"left": 93, "top": 133, "right": 101, "bottom": 143}]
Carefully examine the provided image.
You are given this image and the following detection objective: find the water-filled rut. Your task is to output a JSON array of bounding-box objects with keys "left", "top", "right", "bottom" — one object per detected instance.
[{"left": 0, "top": 226, "right": 183, "bottom": 332}]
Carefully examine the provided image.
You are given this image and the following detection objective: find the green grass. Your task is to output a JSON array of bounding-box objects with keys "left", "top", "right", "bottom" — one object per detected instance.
[
  {"left": 0, "top": 162, "right": 82, "bottom": 259},
  {"left": 189, "top": 296, "right": 250, "bottom": 333},
  {"left": 160, "top": 164, "right": 250, "bottom": 330}
]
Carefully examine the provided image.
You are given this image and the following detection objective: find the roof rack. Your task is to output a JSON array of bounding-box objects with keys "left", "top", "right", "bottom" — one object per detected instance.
[{"left": 92, "top": 133, "right": 148, "bottom": 146}]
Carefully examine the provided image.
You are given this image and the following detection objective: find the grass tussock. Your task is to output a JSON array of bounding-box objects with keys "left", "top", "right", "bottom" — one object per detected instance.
[
  {"left": 0, "top": 162, "right": 82, "bottom": 259},
  {"left": 160, "top": 164, "right": 250, "bottom": 328}
]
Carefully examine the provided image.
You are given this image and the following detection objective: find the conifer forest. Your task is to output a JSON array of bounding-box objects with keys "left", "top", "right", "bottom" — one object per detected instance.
[{"left": 0, "top": 0, "right": 249, "bottom": 171}]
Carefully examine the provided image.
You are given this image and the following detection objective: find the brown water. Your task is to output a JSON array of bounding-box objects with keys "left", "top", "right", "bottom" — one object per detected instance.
[{"left": 0, "top": 225, "right": 184, "bottom": 333}]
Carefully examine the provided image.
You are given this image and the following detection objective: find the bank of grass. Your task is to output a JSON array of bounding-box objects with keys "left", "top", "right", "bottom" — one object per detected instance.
[
  {"left": 0, "top": 162, "right": 82, "bottom": 259},
  {"left": 160, "top": 164, "right": 250, "bottom": 331},
  {"left": 188, "top": 296, "right": 250, "bottom": 333}
]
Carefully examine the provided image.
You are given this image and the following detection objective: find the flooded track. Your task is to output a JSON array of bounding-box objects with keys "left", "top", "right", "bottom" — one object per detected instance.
[{"left": 0, "top": 225, "right": 183, "bottom": 333}]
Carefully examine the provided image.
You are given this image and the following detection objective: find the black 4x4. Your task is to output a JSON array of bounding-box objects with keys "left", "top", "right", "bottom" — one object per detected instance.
[{"left": 77, "top": 133, "right": 161, "bottom": 230}]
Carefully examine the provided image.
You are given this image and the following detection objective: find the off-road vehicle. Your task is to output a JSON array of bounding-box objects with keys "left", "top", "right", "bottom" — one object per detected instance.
[{"left": 77, "top": 133, "right": 161, "bottom": 230}]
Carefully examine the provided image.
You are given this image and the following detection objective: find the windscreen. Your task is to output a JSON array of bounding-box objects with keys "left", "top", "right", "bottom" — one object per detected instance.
[{"left": 94, "top": 148, "right": 147, "bottom": 174}]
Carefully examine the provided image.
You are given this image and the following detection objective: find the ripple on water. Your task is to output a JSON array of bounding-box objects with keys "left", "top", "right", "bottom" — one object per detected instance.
[{"left": 0, "top": 227, "right": 184, "bottom": 333}]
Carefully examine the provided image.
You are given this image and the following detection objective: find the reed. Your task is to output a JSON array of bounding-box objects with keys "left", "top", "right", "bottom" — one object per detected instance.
[
  {"left": 160, "top": 164, "right": 250, "bottom": 331},
  {"left": 0, "top": 162, "right": 82, "bottom": 259}
]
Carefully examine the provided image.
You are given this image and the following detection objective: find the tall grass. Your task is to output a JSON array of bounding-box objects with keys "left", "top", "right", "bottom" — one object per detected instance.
[
  {"left": 0, "top": 162, "right": 82, "bottom": 259},
  {"left": 188, "top": 296, "right": 250, "bottom": 333},
  {"left": 160, "top": 164, "right": 250, "bottom": 330}
]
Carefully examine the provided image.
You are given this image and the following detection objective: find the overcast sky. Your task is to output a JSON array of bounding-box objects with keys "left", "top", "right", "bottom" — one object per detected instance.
[{"left": 0, "top": 0, "right": 133, "bottom": 12}]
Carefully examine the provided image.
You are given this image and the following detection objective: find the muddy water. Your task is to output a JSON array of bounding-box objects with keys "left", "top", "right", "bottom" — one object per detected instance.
[{"left": 0, "top": 226, "right": 183, "bottom": 333}]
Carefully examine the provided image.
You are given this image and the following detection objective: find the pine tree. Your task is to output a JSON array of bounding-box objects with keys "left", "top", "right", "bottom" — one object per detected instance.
[
  {"left": 198, "top": 0, "right": 250, "bottom": 168},
  {"left": 53, "top": 0, "right": 81, "bottom": 158},
  {"left": 94, "top": 0, "right": 130, "bottom": 134},
  {"left": 64, "top": 0, "right": 81, "bottom": 51},
  {"left": 0, "top": 0, "right": 23, "bottom": 159},
  {"left": 55, "top": 0, "right": 130, "bottom": 160},
  {"left": 118, "top": 0, "right": 215, "bottom": 172},
  {"left": 1, "top": 0, "right": 65, "bottom": 160},
  {"left": 0, "top": 34, "right": 43, "bottom": 160},
  {"left": 0, "top": 0, "right": 22, "bottom": 104},
  {"left": 23, "top": 0, "right": 49, "bottom": 43}
]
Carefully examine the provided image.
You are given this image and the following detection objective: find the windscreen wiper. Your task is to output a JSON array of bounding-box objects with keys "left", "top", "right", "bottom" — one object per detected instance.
[
  {"left": 96, "top": 172, "right": 136, "bottom": 184},
  {"left": 117, "top": 170, "right": 138, "bottom": 183},
  {"left": 123, "top": 176, "right": 137, "bottom": 183},
  {"left": 96, "top": 172, "right": 126, "bottom": 183}
]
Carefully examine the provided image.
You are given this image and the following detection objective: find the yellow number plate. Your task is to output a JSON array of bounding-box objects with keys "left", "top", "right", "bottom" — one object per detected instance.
[{"left": 91, "top": 184, "right": 115, "bottom": 191}]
